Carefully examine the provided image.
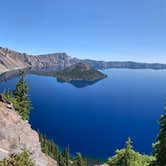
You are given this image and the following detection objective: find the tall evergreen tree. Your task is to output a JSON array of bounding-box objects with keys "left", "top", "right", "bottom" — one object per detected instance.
[
  {"left": 57, "top": 151, "right": 66, "bottom": 166},
  {"left": 13, "top": 70, "right": 32, "bottom": 120},
  {"left": 73, "top": 153, "right": 87, "bottom": 166},
  {"left": 122, "top": 137, "right": 133, "bottom": 166},
  {"left": 38, "top": 132, "right": 66, "bottom": 166},
  {"left": 153, "top": 109, "right": 166, "bottom": 166},
  {"left": 63, "top": 145, "right": 70, "bottom": 166},
  {"left": 106, "top": 137, "right": 154, "bottom": 166}
]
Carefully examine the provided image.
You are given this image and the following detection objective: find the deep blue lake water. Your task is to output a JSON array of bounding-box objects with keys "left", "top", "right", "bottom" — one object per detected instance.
[{"left": 0, "top": 69, "right": 166, "bottom": 159}]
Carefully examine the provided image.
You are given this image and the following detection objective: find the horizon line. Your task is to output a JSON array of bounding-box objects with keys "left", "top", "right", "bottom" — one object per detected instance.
[{"left": 0, "top": 45, "right": 165, "bottom": 65}]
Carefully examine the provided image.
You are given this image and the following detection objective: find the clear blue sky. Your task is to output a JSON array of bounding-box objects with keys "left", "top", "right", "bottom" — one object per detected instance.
[{"left": 0, "top": 0, "right": 165, "bottom": 62}]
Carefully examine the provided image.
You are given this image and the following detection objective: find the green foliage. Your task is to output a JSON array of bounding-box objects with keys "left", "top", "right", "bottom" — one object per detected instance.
[
  {"left": 57, "top": 153, "right": 66, "bottom": 166},
  {"left": 39, "top": 132, "right": 88, "bottom": 166},
  {"left": 152, "top": 108, "right": 166, "bottom": 166},
  {"left": 39, "top": 132, "right": 70, "bottom": 166},
  {"left": 39, "top": 133, "right": 60, "bottom": 161},
  {"left": 4, "top": 69, "right": 166, "bottom": 166},
  {"left": 73, "top": 153, "right": 87, "bottom": 166},
  {"left": 13, "top": 70, "right": 32, "bottom": 120},
  {"left": 14, "top": 70, "right": 29, "bottom": 98},
  {"left": 63, "top": 146, "right": 70, "bottom": 166},
  {"left": 2, "top": 70, "right": 32, "bottom": 120},
  {"left": 123, "top": 137, "right": 133, "bottom": 166},
  {"left": 0, "top": 149, "right": 34, "bottom": 166},
  {"left": 105, "top": 138, "right": 155, "bottom": 166},
  {"left": 2, "top": 89, "right": 14, "bottom": 103},
  {"left": 56, "top": 63, "right": 106, "bottom": 82}
]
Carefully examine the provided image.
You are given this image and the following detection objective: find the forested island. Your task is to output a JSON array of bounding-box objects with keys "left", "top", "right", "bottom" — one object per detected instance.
[
  {"left": 55, "top": 63, "right": 107, "bottom": 82},
  {"left": 2, "top": 47, "right": 166, "bottom": 75}
]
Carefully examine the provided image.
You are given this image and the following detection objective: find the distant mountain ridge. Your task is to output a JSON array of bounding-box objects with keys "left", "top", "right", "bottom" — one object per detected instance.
[
  {"left": 0, "top": 47, "right": 79, "bottom": 74},
  {"left": 0, "top": 46, "right": 166, "bottom": 74}
]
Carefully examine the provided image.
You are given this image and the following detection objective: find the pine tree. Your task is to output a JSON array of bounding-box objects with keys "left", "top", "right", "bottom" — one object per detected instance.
[
  {"left": 63, "top": 145, "right": 70, "bottom": 166},
  {"left": 14, "top": 70, "right": 28, "bottom": 98},
  {"left": 13, "top": 70, "right": 32, "bottom": 120},
  {"left": 153, "top": 109, "right": 166, "bottom": 166},
  {"left": 73, "top": 153, "right": 87, "bottom": 166},
  {"left": 38, "top": 132, "right": 65, "bottom": 165},
  {"left": 122, "top": 137, "right": 133, "bottom": 166},
  {"left": 106, "top": 137, "right": 155, "bottom": 166},
  {"left": 58, "top": 152, "right": 66, "bottom": 166}
]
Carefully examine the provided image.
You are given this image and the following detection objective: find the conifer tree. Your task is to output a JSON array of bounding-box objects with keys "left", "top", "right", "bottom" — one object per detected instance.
[
  {"left": 153, "top": 109, "right": 166, "bottom": 166},
  {"left": 13, "top": 70, "right": 32, "bottom": 120},
  {"left": 73, "top": 153, "right": 87, "bottom": 166},
  {"left": 58, "top": 152, "right": 66, "bottom": 166},
  {"left": 106, "top": 137, "right": 154, "bottom": 166},
  {"left": 38, "top": 132, "right": 66, "bottom": 165},
  {"left": 122, "top": 137, "right": 133, "bottom": 166},
  {"left": 63, "top": 145, "right": 70, "bottom": 166}
]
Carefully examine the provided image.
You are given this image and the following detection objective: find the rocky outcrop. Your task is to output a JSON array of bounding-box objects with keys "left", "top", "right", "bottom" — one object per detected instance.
[
  {"left": 0, "top": 47, "right": 30, "bottom": 74},
  {"left": 28, "top": 53, "right": 80, "bottom": 70},
  {"left": 0, "top": 100, "right": 57, "bottom": 166},
  {"left": 0, "top": 47, "right": 80, "bottom": 74},
  {"left": 1, "top": 46, "right": 166, "bottom": 75}
]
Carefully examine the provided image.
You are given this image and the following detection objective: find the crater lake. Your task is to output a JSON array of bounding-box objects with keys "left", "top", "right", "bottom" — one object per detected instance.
[{"left": 0, "top": 69, "right": 166, "bottom": 159}]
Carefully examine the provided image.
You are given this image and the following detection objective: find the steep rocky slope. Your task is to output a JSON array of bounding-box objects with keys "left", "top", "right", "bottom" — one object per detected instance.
[
  {"left": 0, "top": 47, "right": 30, "bottom": 73},
  {"left": 0, "top": 99, "right": 57, "bottom": 166},
  {"left": 1, "top": 46, "right": 166, "bottom": 74},
  {"left": 0, "top": 47, "right": 79, "bottom": 74}
]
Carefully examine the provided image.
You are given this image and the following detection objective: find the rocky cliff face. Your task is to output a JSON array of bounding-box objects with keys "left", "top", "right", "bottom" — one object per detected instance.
[
  {"left": 0, "top": 47, "right": 80, "bottom": 74},
  {"left": 0, "top": 47, "right": 30, "bottom": 73},
  {"left": 1, "top": 46, "right": 166, "bottom": 75},
  {"left": 28, "top": 53, "right": 80, "bottom": 70},
  {"left": 0, "top": 100, "right": 57, "bottom": 166}
]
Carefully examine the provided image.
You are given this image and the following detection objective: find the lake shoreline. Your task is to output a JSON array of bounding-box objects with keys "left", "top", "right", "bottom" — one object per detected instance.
[{"left": 0, "top": 69, "right": 164, "bottom": 159}]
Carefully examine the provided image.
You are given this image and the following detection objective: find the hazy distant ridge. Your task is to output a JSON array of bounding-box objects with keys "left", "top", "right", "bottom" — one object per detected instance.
[{"left": 0, "top": 47, "right": 166, "bottom": 74}]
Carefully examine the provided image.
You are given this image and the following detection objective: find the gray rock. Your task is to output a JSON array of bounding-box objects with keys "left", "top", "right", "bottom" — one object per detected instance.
[
  {"left": 0, "top": 101, "right": 57, "bottom": 166},
  {"left": 1, "top": 46, "right": 166, "bottom": 75}
]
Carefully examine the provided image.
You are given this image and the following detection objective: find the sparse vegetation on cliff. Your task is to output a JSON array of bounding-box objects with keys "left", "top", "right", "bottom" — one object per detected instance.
[
  {"left": 2, "top": 70, "right": 32, "bottom": 120},
  {"left": 39, "top": 132, "right": 87, "bottom": 166},
  {"left": 1, "top": 70, "right": 166, "bottom": 166},
  {"left": 104, "top": 138, "right": 155, "bottom": 166},
  {"left": 150, "top": 109, "right": 166, "bottom": 166},
  {"left": 39, "top": 133, "right": 61, "bottom": 162},
  {"left": 0, "top": 149, "right": 35, "bottom": 166}
]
